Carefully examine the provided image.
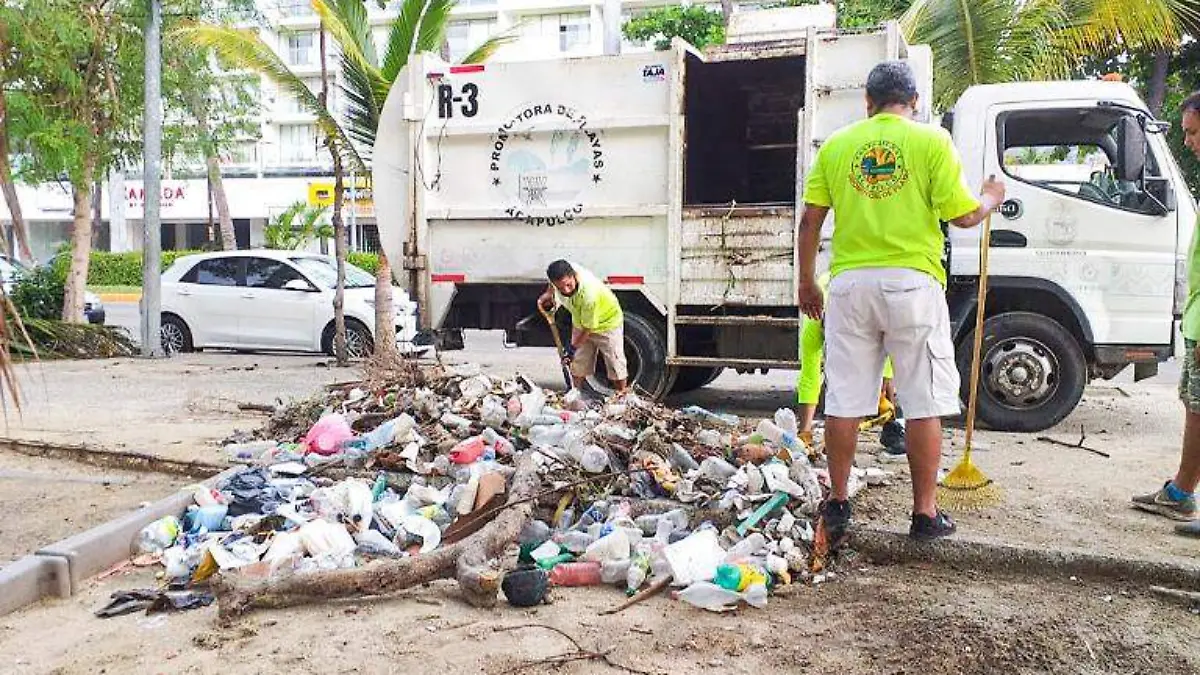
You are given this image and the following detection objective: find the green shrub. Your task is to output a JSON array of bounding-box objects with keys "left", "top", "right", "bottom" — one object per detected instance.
[
  {"left": 12, "top": 265, "right": 67, "bottom": 321},
  {"left": 84, "top": 250, "right": 204, "bottom": 286},
  {"left": 347, "top": 252, "right": 380, "bottom": 276}
]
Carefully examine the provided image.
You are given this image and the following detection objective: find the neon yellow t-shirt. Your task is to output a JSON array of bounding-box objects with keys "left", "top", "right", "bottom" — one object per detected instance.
[
  {"left": 1184, "top": 216, "right": 1200, "bottom": 341},
  {"left": 555, "top": 264, "right": 623, "bottom": 333},
  {"left": 802, "top": 113, "right": 979, "bottom": 286}
]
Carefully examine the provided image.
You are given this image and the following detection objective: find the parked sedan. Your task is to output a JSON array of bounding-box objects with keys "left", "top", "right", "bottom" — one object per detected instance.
[
  {"left": 0, "top": 255, "right": 106, "bottom": 324},
  {"left": 159, "top": 250, "right": 418, "bottom": 358}
]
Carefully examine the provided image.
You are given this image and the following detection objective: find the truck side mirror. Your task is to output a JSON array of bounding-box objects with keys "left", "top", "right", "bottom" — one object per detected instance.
[{"left": 1117, "top": 116, "right": 1147, "bottom": 183}]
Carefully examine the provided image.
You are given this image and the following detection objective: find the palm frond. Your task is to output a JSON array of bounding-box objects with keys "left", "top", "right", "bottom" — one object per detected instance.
[
  {"left": 1059, "top": 0, "right": 1194, "bottom": 52},
  {"left": 179, "top": 23, "right": 367, "bottom": 174},
  {"left": 381, "top": 0, "right": 454, "bottom": 82},
  {"left": 414, "top": 0, "right": 454, "bottom": 54},
  {"left": 459, "top": 27, "right": 519, "bottom": 65},
  {"left": 903, "top": 0, "right": 1068, "bottom": 110}
]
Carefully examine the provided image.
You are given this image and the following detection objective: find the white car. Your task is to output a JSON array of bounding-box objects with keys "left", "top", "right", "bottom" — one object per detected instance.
[{"left": 159, "top": 250, "right": 418, "bottom": 358}]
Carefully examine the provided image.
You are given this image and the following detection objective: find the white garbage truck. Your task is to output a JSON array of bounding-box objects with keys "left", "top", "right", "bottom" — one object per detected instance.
[{"left": 373, "top": 8, "right": 1195, "bottom": 433}]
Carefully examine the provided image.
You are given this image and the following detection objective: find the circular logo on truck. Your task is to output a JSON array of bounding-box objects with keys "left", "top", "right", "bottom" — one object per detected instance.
[
  {"left": 850, "top": 140, "right": 909, "bottom": 199},
  {"left": 488, "top": 102, "right": 606, "bottom": 227}
]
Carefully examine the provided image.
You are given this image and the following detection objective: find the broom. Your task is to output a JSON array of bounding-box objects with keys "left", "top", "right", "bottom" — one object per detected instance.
[{"left": 938, "top": 208, "right": 1003, "bottom": 510}]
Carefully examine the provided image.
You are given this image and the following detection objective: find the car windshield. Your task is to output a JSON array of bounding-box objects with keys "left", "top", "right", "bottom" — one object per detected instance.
[{"left": 290, "top": 256, "right": 375, "bottom": 289}]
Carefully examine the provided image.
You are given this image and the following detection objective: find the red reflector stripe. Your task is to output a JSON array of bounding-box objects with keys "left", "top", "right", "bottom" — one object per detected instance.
[
  {"left": 450, "top": 65, "right": 485, "bottom": 74},
  {"left": 432, "top": 274, "right": 466, "bottom": 283},
  {"left": 606, "top": 275, "right": 644, "bottom": 285}
]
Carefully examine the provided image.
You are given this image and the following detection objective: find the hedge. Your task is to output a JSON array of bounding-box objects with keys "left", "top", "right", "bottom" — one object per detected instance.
[{"left": 81, "top": 250, "right": 382, "bottom": 287}]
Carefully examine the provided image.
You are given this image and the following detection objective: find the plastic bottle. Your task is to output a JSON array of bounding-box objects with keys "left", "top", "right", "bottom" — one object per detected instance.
[
  {"left": 698, "top": 457, "right": 738, "bottom": 483},
  {"left": 481, "top": 428, "right": 515, "bottom": 457},
  {"left": 669, "top": 444, "right": 700, "bottom": 472},
  {"left": 724, "top": 532, "right": 768, "bottom": 563},
  {"left": 714, "top": 563, "right": 770, "bottom": 592},
  {"left": 481, "top": 396, "right": 507, "bottom": 428},
  {"left": 774, "top": 408, "right": 799, "bottom": 437},
  {"left": 519, "top": 520, "right": 552, "bottom": 547},
  {"left": 528, "top": 425, "right": 568, "bottom": 448},
  {"left": 536, "top": 552, "right": 576, "bottom": 570},
  {"left": 136, "top": 516, "right": 182, "bottom": 554},
  {"left": 681, "top": 406, "right": 739, "bottom": 427},
  {"left": 530, "top": 540, "right": 563, "bottom": 564},
  {"left": 634, "top": 508, "right": 689, "bottom": 537},
  {"left": 557, "top": 530, "right": 596, "bottom": 555},
  {"left": 583, "top": 528, "right": 630, "bottom": 562},
  {"left": 449, "top": 436, "right": 488, "bottom": 464},
  {"left": 440, "top": 412, "right": 473, "bottom": 435},
  {"left": 573, "top": 503, "right": 607, "bottom": 532},
  {"left": 577, "top": 445, "right": 609, "bottom": 474},
  {"left": 601, "top": 558, "right": 632, "bottom": 584},
  {"left": 696, "top": 430, "right": 722, "bottom": 448},
  {"left": 755, "top": 419, "right": 802, "bottom": 454},
  {"left": 625, "top": 554, "right": 650, "bottom": 595},
  {"left": 676, "top": 581, "right": 743, "bottom": 612},
  {"left": 513, "top": 389, "right": 547, "bottom": 429},
  {"left": 371, "top": 473, "right": 388, "bottom": 501},
  {"left": 224, "top": 441, "right": 278, "bottom": 462},
  {"left": 548, "top": 561, "right": 603, "bottom": 586}
]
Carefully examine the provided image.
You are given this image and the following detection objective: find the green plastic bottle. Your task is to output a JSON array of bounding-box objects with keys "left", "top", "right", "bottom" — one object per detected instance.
[{"left": 713, "top": 563, "right": 770, "bottom": 592}]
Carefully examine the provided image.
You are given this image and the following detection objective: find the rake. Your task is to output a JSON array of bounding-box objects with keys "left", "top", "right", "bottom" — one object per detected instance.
[{"left": 938, "top": 210, "right": 1003, "bottom": 510}]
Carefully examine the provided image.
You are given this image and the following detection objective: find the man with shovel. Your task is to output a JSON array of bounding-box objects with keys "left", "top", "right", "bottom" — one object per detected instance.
[
  {"left": 795, "top": 61, "right": 1005, "bottom": 543},
  {"left": 538, "top": 260, "right": 628, "bottom": 395}
]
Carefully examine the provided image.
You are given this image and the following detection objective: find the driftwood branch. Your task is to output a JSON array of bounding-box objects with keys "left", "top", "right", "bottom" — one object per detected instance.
[
  {"left": 212, "top": 452, "right": 539, "bottom": 619},
  {"left": 1149, "top": 585, "right": 1200, "bottom": 608}
]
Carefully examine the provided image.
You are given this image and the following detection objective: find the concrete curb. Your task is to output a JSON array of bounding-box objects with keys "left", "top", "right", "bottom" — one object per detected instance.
[
  {"left": 95, "top": 292, "right": 140, "bottom": 303},
  {"left": 851, "top": 527, "right": 1200, "bottom": 589},
  {"left": 0, "top": 465, "right": 244, "bottom": 616}
]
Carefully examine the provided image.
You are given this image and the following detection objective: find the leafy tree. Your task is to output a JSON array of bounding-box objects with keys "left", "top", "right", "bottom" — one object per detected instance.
[
  {"left": 623, "top": 5, "right": 725, "bottom": 51},
  {"left": 263, "top": 201, "right": 333, "bottom": 250}
]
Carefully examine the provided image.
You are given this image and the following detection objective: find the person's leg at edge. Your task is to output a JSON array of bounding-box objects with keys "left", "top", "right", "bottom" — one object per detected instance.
[
  {"left": 825, "top": 415, "right": 861, "bottom": 501},
  {"left": 1134, "top": 338, "right": 1200, "bottom": 519},
  {"left": 905, "top": 416, "right": 942, "bottom": 517},
  {"left": 1174, "top": 409, "right": 1200, "bottom": 494}
]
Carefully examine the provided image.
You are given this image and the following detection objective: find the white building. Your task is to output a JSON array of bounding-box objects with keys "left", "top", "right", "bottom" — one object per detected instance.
[{"left": 1, "top": 0, "right": 741, "bottom": 261}]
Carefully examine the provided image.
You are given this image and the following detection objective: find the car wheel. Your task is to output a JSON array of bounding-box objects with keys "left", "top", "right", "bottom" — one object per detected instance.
[
  {"left": 160, "top": 315, "right": 194, "bottom": 355},
  {"left": 583, "top": 312, "right": 673, "bottom": 399},
  {"left": 322, "top": 320, "right": 374, "bottom": 359},
  {"left": 956, "top": 311, "right": 1087, "bottom": 433}
]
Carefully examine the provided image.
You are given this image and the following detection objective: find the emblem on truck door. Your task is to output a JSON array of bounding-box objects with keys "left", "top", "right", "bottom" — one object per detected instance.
[{"left": 489, "top": 103, "right": 606, "bottom": 227}]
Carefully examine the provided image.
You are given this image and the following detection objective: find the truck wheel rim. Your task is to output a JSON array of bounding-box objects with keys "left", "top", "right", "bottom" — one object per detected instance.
[
  {"left": 982, "top": 336, "right": 1059, "bottom": 410},
  {"left": 161, "top": 324, "right": 184, "bottom": 354}
]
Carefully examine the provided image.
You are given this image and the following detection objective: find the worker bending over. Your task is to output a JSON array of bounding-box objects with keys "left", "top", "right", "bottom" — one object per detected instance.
[{"left": 538, "top": 260, "right": 628, "bottom": 395}]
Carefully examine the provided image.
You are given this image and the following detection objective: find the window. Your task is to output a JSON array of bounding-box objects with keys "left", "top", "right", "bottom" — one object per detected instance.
[
  {"left": 279, "top": 123, "right": 318, "bottom": 164},
  {"left": 285, "top": 32, "right": 315, "bottom": 66},
  {"left": 1000, "top": 108, "right": 1165, "bottom": 215},
  {"left": 245, "top": 258, "right": 309, "bottom": 290},
  {"left": 278, "top": 0, "right": 313, "bottom": 17},
  {"left": 559, "top": 14, "right": 590, "bottom": 53},
  {"left": 281, "top": 77, "right": 323, "bottom": 114},
  {"left": 445, "top": 19, "right": 498, "bottom": 62},
  {"left": 291, "top": 256, "right": 376, "bottom": 289},
  {"left": 183, "top": 258, "right": 242, "bottom": 286}
]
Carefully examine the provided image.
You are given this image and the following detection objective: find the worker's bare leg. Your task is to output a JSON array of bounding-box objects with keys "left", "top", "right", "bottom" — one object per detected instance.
[
  {"left": 1174, "top": 409, "right": 1200, "bottom": 494},
  {"left": 825, "top": 415, "right": 861, "bottom": 501},
  {"left": 905, "top": 416, "right": 942, "bottom": 517}
]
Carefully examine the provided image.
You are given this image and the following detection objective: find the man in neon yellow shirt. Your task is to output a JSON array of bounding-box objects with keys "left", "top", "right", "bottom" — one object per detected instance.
[
  {"left": 798, "top": 272, "right": 906, "bottom": 458},
  {"left": 796, "top": 61, "right": 1005, "bottom": 543},
  {"left": 538, "top": 260, "right": 627, "bottom": 394}
]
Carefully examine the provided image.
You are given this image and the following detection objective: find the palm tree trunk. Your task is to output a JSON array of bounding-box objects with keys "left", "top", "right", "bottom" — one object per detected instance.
[
  {"left": 63, "top": 160, "right": 95, "bottom": 323},
  {"left": 206, "top": 154, "right": 236, "bottom": 250},
  {"left": 374, "top": 250, "right": 397, "bottom": 358},
  {"left": 1148, "top": 48, "right": 1170, "bottom": 117},
  {"left": 331, "top": 145, "right": 348, "bottom": 366},
  {"left": 0, "top": 94, "right": 33, "bottom": 261},
  {"left": 719, "top": 0, "right": 733, "bottom": 26}
]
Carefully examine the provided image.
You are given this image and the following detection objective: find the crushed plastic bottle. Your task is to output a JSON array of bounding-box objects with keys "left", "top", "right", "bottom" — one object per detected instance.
[
  {"left": 224, "top": 441, "right": 278, "bottom": 462},
  {"left": 697, "top": 457, "right": 738, "bottom": 483},
  {"left": 513, "top": 388, "right": 547, "bottom": 429},
  {"left": 724, "top": 532, "right": 767, "bottom": 563},
  {"left": 557, "top": 530, "right": 596, "bottom": 555},
  {"left": 755, "top": 419, "right": 802, "bottom": 456},
  {"left": 696, "top": 429, "right": 723, "bottom": 448},
  {"left": 601, "top": 558, "right": 632, "bottom": 584},
  {"left": 136, "top": 516, "right": 182, "bottom": 554},
  {"left": 583, "top": 528, "right": 630, "bottom": 562},
  {"left": 681, "top": 405, "right": 739, "bottom": 427},
  {"left": 677, "top": 581, "right": 768, "bottom": 612},
  {"left": 449, "top": 436, "right": 488, "bottom": 464},
  {"left": 480, "top": 395, "right": 507, "bottom": 428},
  {"left": 669, "top": 444, "right": 700, "bottom": 472},
  {"left": 548, "top": 561, "right": 603, "bottom": 586},
  {"left": 440, "top": 412, "right": 473, "bottom": 435},
  {"left": 774, "top": 408, "right": 799, "bottom": 437},
  {"left": 634, "top": 508, "right": 689, "bottom": 537},
  {"left": 713, "top": 563, "right": 770, "bottom": 592},
  {"left": 626, "top": 554, "right": 650, "bottom": 595},
  {"left": 576, "top": 445, "right": 610, "bottom": 474}
]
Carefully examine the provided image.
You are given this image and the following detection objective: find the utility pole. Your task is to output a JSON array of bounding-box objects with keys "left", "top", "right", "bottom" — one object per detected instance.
[{"left": 140, "top": 0, "right": 163, "bottom": 357}]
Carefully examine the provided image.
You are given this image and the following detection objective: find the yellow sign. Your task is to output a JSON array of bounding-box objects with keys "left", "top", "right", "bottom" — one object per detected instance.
[{"left": 307, "top": 178, "right": 373, "bottom": 209}]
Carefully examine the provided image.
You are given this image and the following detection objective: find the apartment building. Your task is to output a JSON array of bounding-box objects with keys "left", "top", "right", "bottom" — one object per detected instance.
[{"left": 2, "top": 0, "right": 735, "bottom": 260}]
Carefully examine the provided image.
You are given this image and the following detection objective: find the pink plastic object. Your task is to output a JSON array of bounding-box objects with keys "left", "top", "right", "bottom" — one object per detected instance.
[
  {"left": 303, "top": 414, "right": 355, "bottom": 456},
  {"left": 449, "top": 436, "right": 488, "bottom": 464},
  {"left": 548, "top": 561, "right": 603, "bottom": 587}
]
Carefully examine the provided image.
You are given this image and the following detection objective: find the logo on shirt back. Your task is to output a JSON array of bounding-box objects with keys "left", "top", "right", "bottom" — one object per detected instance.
[{"left": 849, "top": 140, "right": 909, "bottom": 199}]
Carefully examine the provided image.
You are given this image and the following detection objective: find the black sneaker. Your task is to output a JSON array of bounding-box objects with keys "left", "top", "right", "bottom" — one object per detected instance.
[
  {"left": 879, "top": 420, "right": 907, "bottom": 461},
  {"left": 818, "top": 499, "right": 853, "bottom": 548},
  {"left": 910, "top": 510, "right": 957, "bottom": 541}
]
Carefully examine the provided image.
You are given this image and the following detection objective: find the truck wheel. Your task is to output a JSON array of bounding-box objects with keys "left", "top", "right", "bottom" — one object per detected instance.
[
  {"left": 670, "top": 366, "right": 723, "bottom": 395},
  {"left": 584, "top": 312, "right": 673, "bottom": 399},
  {"left": 956, "top": 311, "right": 1086, "bottom": 433}
]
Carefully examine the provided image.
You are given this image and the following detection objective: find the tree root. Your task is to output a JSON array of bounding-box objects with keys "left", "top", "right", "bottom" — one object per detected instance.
[{"left": 212, "top": 452, "right": 539, "bottom": 620}]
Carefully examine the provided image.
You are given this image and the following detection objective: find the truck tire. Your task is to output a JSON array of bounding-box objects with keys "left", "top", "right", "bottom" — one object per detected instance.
[
  {"left": 584, "top": 312, "right": 673, "bottom": 399},
  {"left": 669, "top": 366, "right": 723, "bottom": 395},
  {"left": 955, "top": 311, "right": 1086, "bottom": 433}
]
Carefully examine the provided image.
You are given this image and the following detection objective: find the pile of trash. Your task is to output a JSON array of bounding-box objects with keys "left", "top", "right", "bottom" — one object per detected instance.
[{"left": 116, "top": 362, "right": 891, "bottom": 616}]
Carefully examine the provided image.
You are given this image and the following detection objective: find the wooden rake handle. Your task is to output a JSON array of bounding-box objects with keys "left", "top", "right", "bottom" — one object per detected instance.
[{"left": 964, "top": 211, "right": 993, "bottom": 455}]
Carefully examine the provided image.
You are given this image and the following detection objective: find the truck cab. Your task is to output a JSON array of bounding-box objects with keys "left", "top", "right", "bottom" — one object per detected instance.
[{"left": 372, "top": 9, "right": 1193, "bottom": 433}]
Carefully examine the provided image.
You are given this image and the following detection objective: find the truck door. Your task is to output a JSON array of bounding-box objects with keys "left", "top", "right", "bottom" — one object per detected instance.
[{"left": 982, "top": 103, "right": 1177, "bottom": 348}]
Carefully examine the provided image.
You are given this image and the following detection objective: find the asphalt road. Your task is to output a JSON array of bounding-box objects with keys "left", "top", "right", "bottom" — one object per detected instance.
[{"left": 103, "top": 301, "right": 1182, "bottom": 387}]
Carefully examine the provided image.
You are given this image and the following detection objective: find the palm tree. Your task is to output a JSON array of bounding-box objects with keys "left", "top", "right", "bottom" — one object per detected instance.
[
  {"left": 180, "top": 21, "right": 368, "bottom": 367},
  {"left": 314, "top": 0, "right": 512, "bottom": 358},
  {"left": 902, "top": 0, "right": 1200, "bottom": 112}
]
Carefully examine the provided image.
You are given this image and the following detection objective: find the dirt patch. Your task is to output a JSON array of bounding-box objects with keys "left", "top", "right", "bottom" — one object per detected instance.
[
  {"left": 2, "top": 563, "right": 1196, "bottom": 674},
  {"left": 0, "top": 449, "right": 183, "bottom": 566}
]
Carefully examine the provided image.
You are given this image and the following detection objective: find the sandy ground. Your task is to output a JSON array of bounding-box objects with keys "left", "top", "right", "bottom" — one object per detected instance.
[
  {"left": 2, "top": 329, "right": 1199, "bottom": 673},
  {"left": 0, "top": 449, "right": 184, "bottom": 566},
  {"left": 1, "top": 562, "right": 1196, "bottom": 675}
]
